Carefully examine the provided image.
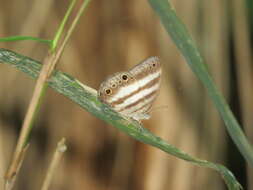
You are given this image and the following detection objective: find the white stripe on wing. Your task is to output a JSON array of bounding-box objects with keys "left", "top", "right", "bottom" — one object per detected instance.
[
  {"left": 114, "top": 83, "right": 159, "bottom": 110},
  {"left": 119, "top": 93, "right": 156, "bottom": 115},
  {"left": 108, "top": 70, "right": 160, "bottom": 103}
]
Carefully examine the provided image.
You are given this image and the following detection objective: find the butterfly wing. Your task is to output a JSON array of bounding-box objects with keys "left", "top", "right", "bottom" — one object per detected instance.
[
  {"left": 125, "top": 57, "right": 162, "bottom": 121},
  {"left": 98, "top": 71, "right": 138, "bottom": 110},
  {"left": 98, "top": 57, "right": 161, "bottom": 122}
]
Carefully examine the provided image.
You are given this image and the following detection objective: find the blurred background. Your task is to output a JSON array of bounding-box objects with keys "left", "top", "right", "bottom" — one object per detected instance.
[{"left": 0, "top": 0, "right": 252, "bottom": 189}]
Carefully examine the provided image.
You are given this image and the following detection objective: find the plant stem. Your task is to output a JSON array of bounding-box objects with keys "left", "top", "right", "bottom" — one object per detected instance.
[
  {"left": 41, "top": 138, "right": 67, "bottom": 190},
  {"left": 4, "top": 0, "right": 92, "bottom": 188}
]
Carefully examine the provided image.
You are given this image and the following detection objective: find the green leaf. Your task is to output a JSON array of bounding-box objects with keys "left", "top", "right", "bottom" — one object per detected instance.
[
  {"left": 51, "top": 0, "right": 77, "bottom": 51},
  {"left": 148, "top": 0, "right": 253, "bottom": 166},
  {"left": 0, "top": 36, "right": 51, "bottom": 45},
  {"left": 0, "top": 48, "right": 243, "bottom": 190}
]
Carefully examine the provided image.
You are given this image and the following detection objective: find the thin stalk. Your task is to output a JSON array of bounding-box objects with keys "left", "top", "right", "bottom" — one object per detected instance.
[
  {"left": 51, "top": 0, "right": 76, "bottom": 51},
  {"left": 0, "top": 36, "right": 51, "bottom": 44},
  {"left": 4, "top": 0, "right": 92, "bottom": 189},
  {"left": 41, "top": 138, "right": 67, "bottom": 190}
]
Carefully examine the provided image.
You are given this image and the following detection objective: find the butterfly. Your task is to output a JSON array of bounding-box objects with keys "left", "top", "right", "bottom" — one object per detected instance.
[{"left": 98, "top": 57, "right": 162, "bottom": 122}]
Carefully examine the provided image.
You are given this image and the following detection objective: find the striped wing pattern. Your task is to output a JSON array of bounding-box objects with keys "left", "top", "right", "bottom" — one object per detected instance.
[{"left": 98, "top": 57, "right": 161, "bottom": 122}]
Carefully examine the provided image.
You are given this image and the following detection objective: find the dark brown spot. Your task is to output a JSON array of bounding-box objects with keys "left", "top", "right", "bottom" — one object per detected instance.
[
  {"left": 105, "top": 89, "right": 112, "bottom": 95},
  {"left": 111, "top": 84, "right": 116, "bottom": 88},
  {"left": 122, "top": 74, "right": 128, "bottom": 80},
  {"left": 152, "top": 63, "right": 156, "bottom": 67}
]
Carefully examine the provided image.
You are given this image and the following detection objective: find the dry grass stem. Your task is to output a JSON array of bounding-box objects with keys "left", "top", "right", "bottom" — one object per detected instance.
[
  {"left": 4, "top": 52, "right": 56, "bottom": 189},
  {"left": 41, "top": 138, "right": 67, "bottom": 190},
  {"left": 4, "top": 1, "right": 91, "bottom": 188}
]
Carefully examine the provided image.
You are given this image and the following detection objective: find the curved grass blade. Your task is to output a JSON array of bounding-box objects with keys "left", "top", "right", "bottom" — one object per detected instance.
[
  {"left": 0, "top": 36, "right": 51, "bottom": 45},
  {"left": 0, "top": 49, "right": 243, "bottom": 190},
  {"left": 148, "top": 0, "right": 253, "bottom": 165}
]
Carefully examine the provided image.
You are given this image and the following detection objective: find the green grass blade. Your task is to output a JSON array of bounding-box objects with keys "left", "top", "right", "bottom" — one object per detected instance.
[
  {"left": 51, "top": 0, "right": 77, "bottom": 51},
  {"left": 0, "top": 36, "right": 51, "bottom": 45},
  {"left": 148, "top": 0, "right": 253, "bottom": 165},
  {"left": 0, "top": 48, "right": 243, "bottom": 190}
]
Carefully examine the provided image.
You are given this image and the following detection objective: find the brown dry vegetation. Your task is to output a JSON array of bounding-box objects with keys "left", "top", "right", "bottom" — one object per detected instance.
[{"left": 0, "top": 0, "right": 252, "bottom": 189}]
